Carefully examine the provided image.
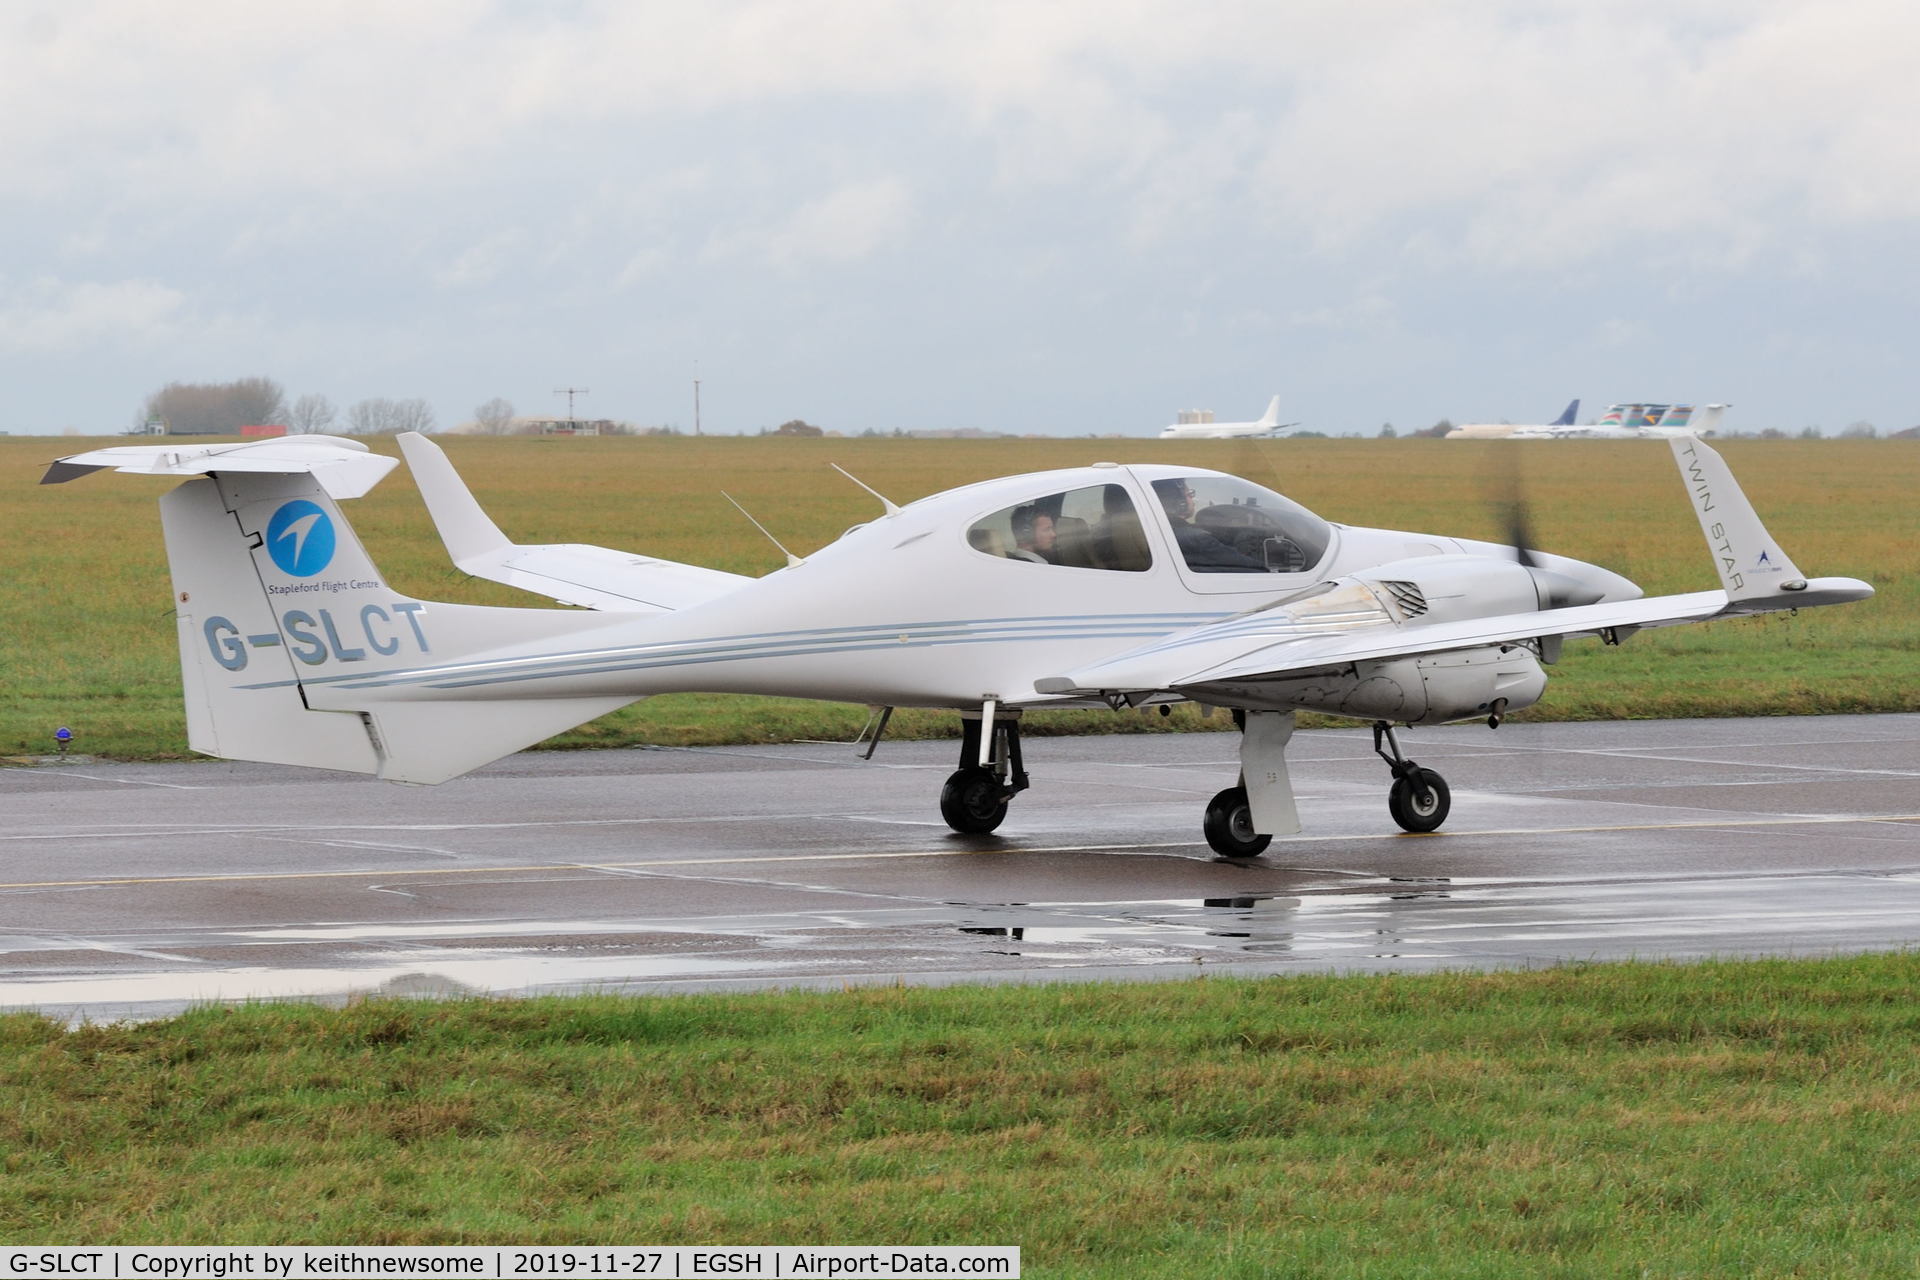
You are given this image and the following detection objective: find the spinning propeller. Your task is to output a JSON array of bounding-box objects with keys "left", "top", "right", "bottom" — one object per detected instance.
[{"left": 1491, "top": 445, "right": 1607, "bottom": 609}]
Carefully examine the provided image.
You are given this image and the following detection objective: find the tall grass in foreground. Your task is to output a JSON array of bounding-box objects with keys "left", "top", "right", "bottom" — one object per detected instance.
[
  {"left": 4, "top": 435, "right": 1914, "bottom": 758},
  {"left": 5, "top": 955, "right": 1920, "bottom": 1276}
]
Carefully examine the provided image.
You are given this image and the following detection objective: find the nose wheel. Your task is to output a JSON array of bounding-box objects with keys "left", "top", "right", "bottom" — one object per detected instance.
[{"left": 1374, "top": 721, "right": 1451, "bottom": 833}]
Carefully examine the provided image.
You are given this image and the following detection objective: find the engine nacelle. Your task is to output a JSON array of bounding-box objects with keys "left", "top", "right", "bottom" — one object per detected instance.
[
  {"left": 1354, "top": 555, "right": 1542, "bottom": 624},
  {"left": 1197, "top": 643, "right": 1548, "bottom": 725},
  {"left": 1355, "top": 551, "right": 1627, "bottom": 619}
]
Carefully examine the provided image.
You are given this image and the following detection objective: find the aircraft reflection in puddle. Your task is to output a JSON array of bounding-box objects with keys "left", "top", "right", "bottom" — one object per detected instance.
[{"left": 953, "top": 884, "right": 1453, "bottom": 958}]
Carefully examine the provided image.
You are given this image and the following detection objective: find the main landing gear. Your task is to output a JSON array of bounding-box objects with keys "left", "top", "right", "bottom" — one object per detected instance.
[
  {"left": 1203, "top": 785, "right": 1270, "bottom": 859},
  {"left": 1203, "top": 709, "right": 1298, "bottom": 859},
  {"left": 940, "top": 712, "right": 1029, "bottom": 834},
  {"left": 1373, "top": 720, "right": 1450, "bottom": 833}
]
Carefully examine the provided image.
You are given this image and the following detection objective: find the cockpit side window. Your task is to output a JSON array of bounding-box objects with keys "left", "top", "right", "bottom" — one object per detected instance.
[
  {"left": 1149, "top": 475, "right": 1333, "bottom": 575},
  {"left": 966, "top": 484, "right": 1152, "bottom": 572}
]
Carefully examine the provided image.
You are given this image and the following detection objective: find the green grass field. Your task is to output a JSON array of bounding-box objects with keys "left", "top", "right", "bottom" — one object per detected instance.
[
  {"left": 7, "top": 955, "right": 1920, "bottom": 1275},
  {"left": 3, "top": 434, "right": 1915, "bottom": 759}
]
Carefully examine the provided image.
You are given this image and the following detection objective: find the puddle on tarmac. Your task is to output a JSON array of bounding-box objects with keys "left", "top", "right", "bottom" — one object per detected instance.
[
  {"left": 949, "top": 889, "right": 1458, "bottom": 958},
  {"left": 15, "top": 874, "right": 1920, "bottom": 1024}
]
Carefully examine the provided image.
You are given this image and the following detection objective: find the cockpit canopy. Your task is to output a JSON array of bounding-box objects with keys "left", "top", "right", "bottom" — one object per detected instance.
[
  {"left": 1148, "top": 473, "right": 1332, "bottom": 574},
  {"left": 965, "top": 471, "right": 1332, "bottom": 576}
]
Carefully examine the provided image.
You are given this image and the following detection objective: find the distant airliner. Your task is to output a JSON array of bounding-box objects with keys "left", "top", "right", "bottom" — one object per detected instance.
[
  {"left": 1512, "top": 404, "right": 1728, "bottom": 440},
  {"left": 1159, "top": 395, "right": 1293, "bottom": 440},
  {"left": 1445, "top": 399, "right": 1580, "bottom": 440}
]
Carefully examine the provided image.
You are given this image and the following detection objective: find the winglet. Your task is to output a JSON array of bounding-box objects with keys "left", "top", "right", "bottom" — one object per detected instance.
[
  {"left": 395, "top": 431, "right": 511, "bottom": 567},
  {"left": 1670, "top": 435, "right": 1872, "bottom": 610}
]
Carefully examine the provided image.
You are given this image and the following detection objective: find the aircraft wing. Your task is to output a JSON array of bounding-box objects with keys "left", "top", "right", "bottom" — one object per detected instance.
[
  {"left": 395, "top": 432, "right": 751, "bottom": 613},
  {"left": 1035, "top": 590, "right": 1730, "bottom": 695},
  {"left": 40, "top": 435, "right": 397, "bottom": 499}
]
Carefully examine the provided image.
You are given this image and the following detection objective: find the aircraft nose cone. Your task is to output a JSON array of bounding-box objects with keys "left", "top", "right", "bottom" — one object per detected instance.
[{"left": 1526, "top": 559, "right": 1641, "bottom": 610}]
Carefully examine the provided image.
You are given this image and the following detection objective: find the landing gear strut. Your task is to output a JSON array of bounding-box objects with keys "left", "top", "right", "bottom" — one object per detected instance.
[
  {"left": 1373, "top": 721, "right": 1450, "bottom": 833},
  {"left": 1201, "top": 708, "right": 1296, "bottom": 858},
  {"left": 940, "top": 712, "right": 1029, "bottom": 834}
]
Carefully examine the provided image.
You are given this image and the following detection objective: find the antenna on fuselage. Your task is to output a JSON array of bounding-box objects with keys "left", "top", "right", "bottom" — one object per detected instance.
[
  {"left": 721, "top": 491, "right": 805, "bottom": 568},
  {"left": 828, "top": 462, "right": 901, "bottom": 516}
]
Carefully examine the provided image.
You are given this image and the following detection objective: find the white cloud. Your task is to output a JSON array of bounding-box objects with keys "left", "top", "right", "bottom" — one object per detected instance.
[
  {"left": 434, "top": 232, "right": 523, "bottom": 288},
  {"left": 0, "top": 276, "right": 190, "bottom": 353},
  {"left": 702, "top": 177, "right": 914, "bottom": 269}
]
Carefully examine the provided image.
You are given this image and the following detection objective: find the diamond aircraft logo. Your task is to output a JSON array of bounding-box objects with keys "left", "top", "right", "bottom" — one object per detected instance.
[{"left": 266, "top": 500, "right": 336, "bottom": 577}]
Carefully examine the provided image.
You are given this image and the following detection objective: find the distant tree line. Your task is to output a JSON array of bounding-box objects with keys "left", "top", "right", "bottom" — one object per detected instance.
[
  {"left": 135, "top": 378, "right": 435, "bottom": 436},
  {"left": 138, "top": 377, "right": 286, "bottom": 435}
]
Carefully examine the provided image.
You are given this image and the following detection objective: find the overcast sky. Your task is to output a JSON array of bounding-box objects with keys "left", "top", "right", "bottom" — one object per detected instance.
[{"left": 6, "top": 0, "right": 1918, "bottom": 437}]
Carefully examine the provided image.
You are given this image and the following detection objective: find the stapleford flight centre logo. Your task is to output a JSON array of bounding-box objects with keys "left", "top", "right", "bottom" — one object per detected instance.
[{"left": 266, "top": 499, "right": 336, "bottom": 577}]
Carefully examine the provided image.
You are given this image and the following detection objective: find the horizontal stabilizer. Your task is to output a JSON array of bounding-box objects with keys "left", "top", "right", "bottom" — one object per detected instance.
[
  {"left": 397, "top": 432, "right": 752, "bottom": 612},
  {"left": 44, "top": 435, "right": 398, "bottom": 499}
]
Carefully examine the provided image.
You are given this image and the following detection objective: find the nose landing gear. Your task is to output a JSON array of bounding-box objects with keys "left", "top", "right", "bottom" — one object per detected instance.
[
  {"left": 1373, "top": 720, "right": 1450, "bottom": 833},
  {"left": 940, "top": 711, "right": 1029, "bottom": 834}
]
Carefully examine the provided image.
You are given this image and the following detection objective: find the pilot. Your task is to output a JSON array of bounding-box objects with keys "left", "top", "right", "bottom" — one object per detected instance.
[
  {"left": 1152, "top": 478, "right": 1268, "bottom": 572},
  {"left": 1008, "top": 505, "right": 1059, "bottom": 564}
]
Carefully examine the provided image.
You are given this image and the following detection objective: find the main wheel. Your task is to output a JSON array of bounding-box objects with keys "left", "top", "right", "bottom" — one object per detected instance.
[
  {"left": 941, "top": 767, "right": 1009, "bottom": 834},
  {"left": 1203, "top": 786, "right": 1272, "bottom": 858},
  {"left": 1388, "top": 768, "right": 1451, "bottom": 833}
]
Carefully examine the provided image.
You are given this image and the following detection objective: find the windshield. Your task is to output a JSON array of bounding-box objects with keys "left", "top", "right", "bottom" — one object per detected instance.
[{"left": 1148, "top": 474, "right": 1332, "bottom": 574}]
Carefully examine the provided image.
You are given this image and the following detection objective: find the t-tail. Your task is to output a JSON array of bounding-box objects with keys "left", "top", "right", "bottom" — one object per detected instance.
[{"left": 45, "top": 438, "right": 636, "bottom": 783}]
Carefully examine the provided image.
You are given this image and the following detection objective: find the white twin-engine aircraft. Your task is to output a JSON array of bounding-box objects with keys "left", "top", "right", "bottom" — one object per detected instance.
[{"left": 45, "top": 432, "right": 1870, "bottom": 857}]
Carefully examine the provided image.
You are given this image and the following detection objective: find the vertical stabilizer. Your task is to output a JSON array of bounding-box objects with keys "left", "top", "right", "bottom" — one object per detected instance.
[
  {"left": 163, "top": 478, "right": 384, "bottom": 773},
  {"left": 1550, "top": 398, "right": 1580, "bottom": 427},
  {"left": 160, "top": 470, "right": 636, "bottom": 782},
  {"left": 1258, "top": 395, "right": 1282, "bottom": 428}
]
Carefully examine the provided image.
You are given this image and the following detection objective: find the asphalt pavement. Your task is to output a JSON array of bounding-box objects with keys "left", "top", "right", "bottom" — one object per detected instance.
[{"left": 3, "top": 713, "right": 1917, "bottom": 1022}]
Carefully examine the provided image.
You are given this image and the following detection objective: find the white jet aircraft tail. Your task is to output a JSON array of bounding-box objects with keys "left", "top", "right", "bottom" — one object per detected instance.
[{"left": 119, "top": 457, "right": 637, "bottom": 782}]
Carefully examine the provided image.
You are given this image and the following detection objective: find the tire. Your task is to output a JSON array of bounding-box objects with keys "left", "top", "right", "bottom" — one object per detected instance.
[
  {"left": 941, "top": 767, "right": 1009, "bottom": 834},
  {"left": 1203, "top": 786, "right": 1272, "bottom": 858},
  {"left": 1388, "top": 768, "right": 1451, "bottom": 833}
]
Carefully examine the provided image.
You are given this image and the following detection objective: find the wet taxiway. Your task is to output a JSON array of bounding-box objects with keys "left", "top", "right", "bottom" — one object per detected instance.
[{"left": 3, "top": 713, "right": 1917, "bottom": 1022}]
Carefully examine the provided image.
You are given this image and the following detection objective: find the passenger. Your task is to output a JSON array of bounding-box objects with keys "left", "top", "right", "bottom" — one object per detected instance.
[
  {"left": 1007, "top": 504, "right": 1059, "bottom": 564},
  {"left": 1152, "top": 478, "right": 1267, "bottom": 573},
  {"left": 1093, "top": 485, "right": 1151, "bottom": 571}
]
